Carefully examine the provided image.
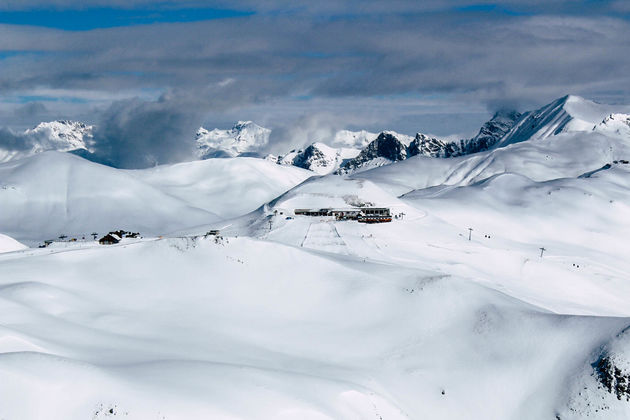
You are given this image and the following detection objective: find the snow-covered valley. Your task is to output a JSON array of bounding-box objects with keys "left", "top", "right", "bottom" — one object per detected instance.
[{"left": 1, "top": 95, "right": 630, "bottom": 419}]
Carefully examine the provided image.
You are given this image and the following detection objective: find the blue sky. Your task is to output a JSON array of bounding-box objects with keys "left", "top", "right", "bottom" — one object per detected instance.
[
  {"left": 1, "top": 0, "right": 629, "bottom": 165},
  {"left": 0, "top": 7, "right": 253, "bottom": 30}
]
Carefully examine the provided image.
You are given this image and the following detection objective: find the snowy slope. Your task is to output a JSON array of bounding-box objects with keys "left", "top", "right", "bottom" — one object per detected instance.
[
  {"left": 355, "top": 109, "right": 630, "bottom": 197},
  {"left": 0, "top": 233, "right": 27, "bottom": 253},
  {"left": 0, "top": 152, "right": 311, "bottom": 243},
  {"left": 130, "top": 157, "right": 312, "bottom": 218},
  {"left": 1, "top": 233, "right": 629, "bottom": 419},
  {"left": 0, "top": 152, "right": 218, "bottom": 243},
  {"left": 497, "top": 95, "right": 629, "bottom": 147},
  {"left": 2, "top": 94, "right": 630, "bottom": 419}
]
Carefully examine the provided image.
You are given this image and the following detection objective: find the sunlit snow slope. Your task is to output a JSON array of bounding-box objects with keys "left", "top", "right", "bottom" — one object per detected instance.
[
  {"left": 2, "top": 95, "right": 630, "bottom": 419},
  {"left": 0, "top": 152, "right": 312, "bottom": 243}
]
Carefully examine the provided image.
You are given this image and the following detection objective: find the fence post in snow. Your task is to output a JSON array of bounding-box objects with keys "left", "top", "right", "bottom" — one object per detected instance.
[{"left": 468, "top": 228, "right": 473, "bottom": 241}]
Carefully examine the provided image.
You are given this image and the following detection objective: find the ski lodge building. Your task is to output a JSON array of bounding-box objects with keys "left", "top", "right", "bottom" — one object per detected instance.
[{"left": 294, "top": 207, "right": 392, "bottom": 223}]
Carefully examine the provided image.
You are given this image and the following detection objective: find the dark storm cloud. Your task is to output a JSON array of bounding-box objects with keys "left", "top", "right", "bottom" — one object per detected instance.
[
  {"left": 90, "top": 93, "right": 202, "bottom": 169},
  {"left": 0, "top": 125, "right": 59, "bottom": 152},
  {"left": 0, "top": 128, "right": 33, "bottom": 151},
  {"left": 1, "top": 1, "right": 629, "bottom": 167}
]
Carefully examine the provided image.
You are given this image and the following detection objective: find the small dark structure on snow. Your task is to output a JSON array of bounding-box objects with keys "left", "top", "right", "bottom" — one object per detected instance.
[
  {"left": 357, "top": 208, "right": 392, "bottom": 223},
  {"left": 99, "top": 233, "right": 121, "bottom": 245},
  {"left": 294, "top": 207, "right": 392, "bottom": 223}
]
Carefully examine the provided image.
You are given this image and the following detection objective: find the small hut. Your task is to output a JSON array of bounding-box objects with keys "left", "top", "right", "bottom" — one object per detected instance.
[{"left": 99, "top": 233, "right": 121, "bottom": 245}]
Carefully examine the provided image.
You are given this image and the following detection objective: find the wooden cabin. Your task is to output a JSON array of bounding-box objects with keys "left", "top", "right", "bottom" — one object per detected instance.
[{"left": 99, "top": 233, "right": 121, "bottom": 245}]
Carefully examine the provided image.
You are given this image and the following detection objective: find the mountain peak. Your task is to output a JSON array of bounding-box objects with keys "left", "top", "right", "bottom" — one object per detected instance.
[
  {"left": 196, "top": 121, "right": 271, "bottom": 159},
  {"left": 495, "top": 95, "right": 618, "bottom": 147}
]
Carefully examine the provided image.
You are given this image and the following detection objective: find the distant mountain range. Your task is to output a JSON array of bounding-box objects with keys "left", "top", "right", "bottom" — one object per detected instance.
[{"left": 2, "top": 95, "right": 628, "bottom": 175}]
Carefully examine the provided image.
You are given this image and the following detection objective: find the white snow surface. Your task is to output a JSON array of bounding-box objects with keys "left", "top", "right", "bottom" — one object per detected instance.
[
  {"left": 2, "top": 95, "right": 630, "bottom": 419},
  {"left": 0, "top": 152, "right": 311, "bottom": 244},
  {"left": 497, "top": 95, "right": 630, "bottom": 147},
  {"left": 0, "top": 233, "right": 27, "bottom": 253}
]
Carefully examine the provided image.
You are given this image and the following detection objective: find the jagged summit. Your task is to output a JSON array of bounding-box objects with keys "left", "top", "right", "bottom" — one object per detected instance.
[
  {"left": 274, "top": 142, "right": 361, "bottom": 175},
  {"left": 26, "top": 120, "right": 92, "bottom": 152},
  {"left": 595, "top": 113, "right": 630, "bottom": 137},
  {"left": 2, "top": 95, "right": 627, "bottom": 175},
  {"left": 337, "top": 131, "right": 413, "bottom": 174},
  {"left": 336, "top": 111, "right": 522, "bottom": 174},
  {"left": 0, "top": 120, "right": 92, "bottom": 163}
]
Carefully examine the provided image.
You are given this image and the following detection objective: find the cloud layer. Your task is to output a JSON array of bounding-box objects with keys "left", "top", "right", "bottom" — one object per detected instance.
[{"left": 1, "top": 1, "right": 629, "bottom": 167}]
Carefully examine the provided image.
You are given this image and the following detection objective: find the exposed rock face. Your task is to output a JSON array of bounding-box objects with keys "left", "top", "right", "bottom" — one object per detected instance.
[
  {"left": 337, "top": 132, "right": 411, "bottom": 173},
  {"left": 408, "top": 133, "right": 460, "bottom": 158},
  {"left": 464, "top": 110, "right": 523, "bottom": 153},
  {"left": 274, "top": 142, "right": 361, "bottom": 175},
  {"left": 337, "top": 111, "right": 521, "bottom": 174},
  {"left": 559, "top": 328, "right": 630, "bottom": 418},
  {"left": 595, "top": 354, "right": 630, "bottom": 401},
  {"left": 291, "top": 143, "right": 330, "bottom": 170},
  {"left": 409, "top": 110, "right": 522, "bottom": 158}
]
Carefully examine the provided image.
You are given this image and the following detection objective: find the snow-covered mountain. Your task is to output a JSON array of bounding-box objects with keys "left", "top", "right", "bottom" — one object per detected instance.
[
  {"left": 273, "top": 142, "right": 362, "bottom": 175},
  {"left": 496, "top": 95, "right": 624, "bottom": 147},
  {"left": 336, "top": 112, "right": 522, "bottom": 174},
  {"left": 3, "top": 94, "right": 630, "bottom": 419},
  {"left": 596, "top": 112, "right": 630, "bottom": 137},
  {"left": 26, "top": 120, "right": 92, "bottom": 151},
  {"left": 0, "top": 120, "right": 92, "bottom": 163},
  {"left": 409, "top": 110, "right": 522, "bottom": 158},
  {"left": 336, "top": 131, "right": 415, "bottom": 173},
  {"left": 196, "top": 121, "right": 271, "bottom": 158}
]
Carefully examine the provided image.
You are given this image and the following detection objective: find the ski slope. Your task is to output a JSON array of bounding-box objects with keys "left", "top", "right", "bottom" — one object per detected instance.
[{"left": 1, "top": 95, "right": 630, "bottom": 419}]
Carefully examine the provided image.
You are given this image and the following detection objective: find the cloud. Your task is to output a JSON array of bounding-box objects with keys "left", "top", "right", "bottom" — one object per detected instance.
[
  {"left": 0, "top": 127, "right": 34, "bottom": 151},
  {"left": 0, "top": 4, "right": 629, "bottom": 160},
  {"left": 90, "top": 93, "right": 204, "bottom": 169},
  {"left": 13, "top": 101, "right": 47, "bottom": 118},
  {"left": 265, "top": 112, "right": 345, "bottom": 155}
]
